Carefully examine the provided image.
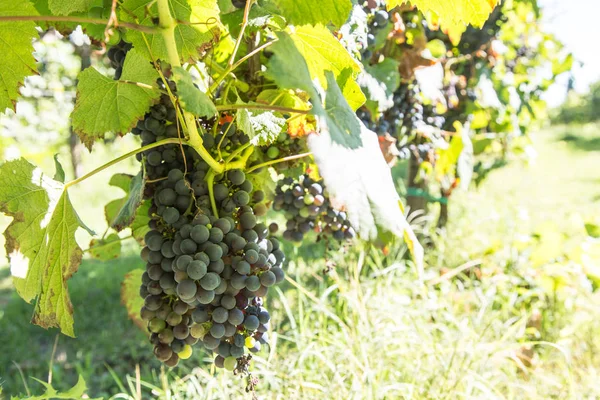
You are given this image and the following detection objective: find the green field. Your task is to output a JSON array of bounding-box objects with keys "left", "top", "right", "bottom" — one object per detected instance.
[{"left": 1, "top": 124, "right": 599, "bottom": 399}]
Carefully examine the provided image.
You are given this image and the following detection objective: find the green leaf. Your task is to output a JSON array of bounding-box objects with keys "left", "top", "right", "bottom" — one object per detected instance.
[
  {"left": 388, "top": 0, "right": 498, "bottom": 29},
  {"left": 24, "top": 375, "right": 89, "bottom": 400},
  {"left": 267, "top": 32, "right": 362, "bottom": 149},
  {"left": 271, "top": 0, "right": 352, "bottom": 27},
  {"left": 221, "top": 3, "right": 286, "bottom": 36},
  {"left": 237, "top": 106, "right": 286, "bottom": 146},
  {"left": 121, "top": 268, "right": 147, "bottom": 331},
  {"left": 48, "top": 0, "right": 94, "bottom": 15},
  {"left": 307, "top": 122, "right": 423, "bottom": 270},
  {"left": 552, "top": 53, "right": 574, "bottom": 76},
  {"left": 0, "top": 0, "right": 39, "bottom": 113},
  {"left": 53, "top": 154, "right": 66, "bottom": 183},
  {"left": 89, "top": 233, "right": 122, "bottom": 261},
  {"left": 359, "top": 59, "right": 400, "bottom": 113},
  {"left": 290, "top": 24, "right": 361, "bottom": 90},
  {"left": 172, "top": 67, "right": 217, "bottom": 118},
  {"left": 71, "top": 49, "right": 160, "bottom": 149},
  {"left": 121, "top": 0, "right": 222, "bottom": 62},
  {"left": 323, "top": 71, "right": 362, "bottom": 149},
  {"left": 0, "top": 159, "right": 91, "bottom": 337},
  {"left": 585, "top": 223, "right": 600, "bottom": 239},
  {"left": 337, "top": 68, "right": 366, "bottom": 111},
  {"left": 105, "top": 171, "right": 150, "bottom": 240}
]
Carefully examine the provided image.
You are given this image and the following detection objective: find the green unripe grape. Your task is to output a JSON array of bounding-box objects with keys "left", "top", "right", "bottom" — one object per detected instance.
[
  {"left": 266, "top": 146, "right": 280, "bottom": 159},
  {"left": 299, "top": 207, "right": 310, "bottom": 218},
  {"left": 224, "top": 356, "right": 237, "bottom": 371},
  {"left": 177, "top": 344, "right": 193, "bottom": 360},
  {"left": 303, "top": 194, "right": 315, "bottom": 205},
  {"left": 148, "top": 318, "right": 166, "bottom": 333}
]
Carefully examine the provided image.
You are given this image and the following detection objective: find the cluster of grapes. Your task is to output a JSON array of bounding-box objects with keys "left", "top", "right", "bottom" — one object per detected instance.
[
  {"left": 122, "top": 62, "right": 285, "bottom": 368},
  {"left": 360, "top": 2, "right": 389, "bottom": 62},
  {"left": 260, "top": 131, "right": 307, "bottom": 169},
  {"left": 272, "top": 175, "right": 355, "bottom": 243},
  {"left": 106, "top": 39, "right": 132, "bottom": 80},
  {"left": 140, "top": 170, "right": 285, "bottom": 368}
]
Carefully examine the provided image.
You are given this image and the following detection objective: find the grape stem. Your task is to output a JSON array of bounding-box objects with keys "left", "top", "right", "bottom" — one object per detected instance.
[
  {"left": 246, "top": 152, "right": 312, "bottom": 173},
  {"left": 0, "top": 15, "right": 159, "bottom": 33},
  {"left": 209, "top": 39, "right": 275, "bottom": 94},
  {"left": 156, "top": 0, "right": 224, "bottom": 173},
  {"left": 206, "top": 170, "right": 219, "bottom": 218},
  {"left": 227, "top": 0, "right": 255, "bottom": 69},
  {"left": 215, "top": 104, "right": 310, "bottom": 114},
  {"left": 64, "top": 138, "right": 186, "bottom": 189}
]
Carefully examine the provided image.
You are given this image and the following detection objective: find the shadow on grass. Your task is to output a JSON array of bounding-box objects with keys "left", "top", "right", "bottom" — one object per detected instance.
[
  {"left": 0, "top": 255, "right": 161, "bottom": 398},
  {"left": 558, "top": 133, "right": 600, "bottom": 152}
]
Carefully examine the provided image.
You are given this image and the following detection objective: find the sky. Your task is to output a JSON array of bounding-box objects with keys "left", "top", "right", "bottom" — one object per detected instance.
[{"left": 539, "top": 0, "right": 600, "bottom": 106}]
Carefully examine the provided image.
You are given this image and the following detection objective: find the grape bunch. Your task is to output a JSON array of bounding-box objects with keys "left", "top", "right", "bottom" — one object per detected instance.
[
  {"left": 140, "top": 173, "right": 285, "bottom": 368},
  {"left": 260, "top": 131, "right": 308, "bottom": 170},
  {"left": 272, "top": 175, "right": 355, "bottom": 243},
  {"left": 124, "top": 71, "right": 286, "bottom": 369},
  {"left": 360, "top": 1, "right": 389, "bottom": 62},
  {"left": 107, "top": 40, "right": 132, "bottom": 80}
]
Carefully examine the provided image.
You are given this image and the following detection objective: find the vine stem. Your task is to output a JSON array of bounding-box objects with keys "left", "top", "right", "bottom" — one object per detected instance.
[
  {"left": 246, "top": 152, "right": 312, "bottom": 173},
  {"left": 156, "top": 0, "right": 224, "bottom": 173},
  {"left": 215, "top": 104, "right": 310, "bottom": 114},
  {"left": 0, "top": 15, "right": 158, "bottom": 33},
  {"left": 64, "top": 138, "right": 185, "bottom": 189},
  {"left": 208, "top": 35, "right": 274, "bottom": 94},
  {"left": 227, "top": 0, "right": 254, "bottom": 68}
]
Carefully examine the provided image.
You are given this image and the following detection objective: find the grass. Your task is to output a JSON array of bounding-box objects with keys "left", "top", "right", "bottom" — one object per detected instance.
[{"left": 1, "top": 124, "right": 599, "bottom": 398}]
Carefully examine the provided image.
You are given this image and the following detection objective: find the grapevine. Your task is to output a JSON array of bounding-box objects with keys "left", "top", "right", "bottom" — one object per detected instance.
[{"left": 0, "top": 0, "right": 570, "bottom": 394}]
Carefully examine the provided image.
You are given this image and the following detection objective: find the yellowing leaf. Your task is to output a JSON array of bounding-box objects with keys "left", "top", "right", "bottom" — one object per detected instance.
[
  {"left": 121, "top": 268, "right": 147, "bottom": 332},
  {"left": 290, "top": 24, "right": 361, "bottom": 90},
  {"left": 387, "top": 0, "right": 498, "bottom": 30},
  {"left": 0, "top": 0, "right": 39, "bottom": 113},
  {"left": 0, "top": 159, "right": 92, "bottom": 337},
  {"left": 271, "top": 0, "right": 352, "bottom": 27},
  {"left": 71, "top": 49, "right": 160, "bottom": 149}
]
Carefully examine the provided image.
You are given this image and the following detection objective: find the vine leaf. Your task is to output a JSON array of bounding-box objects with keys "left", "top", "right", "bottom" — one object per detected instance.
[
  {"left": 256, "top": 89, "right": 314, "bottom": 137},
  {"left": 23, "top": 375, "right": 93, "bottom": 400},
  {"left": 121, "top": 268, "right": 147, "bottom": 331},
  {"left": 387, "top": 0, "right": 499, "bottom": 29},
  {"left": 237, "top": 105, "right": 286, "bottom": 146},
  {"left": 105, "top": 172, "right": 150, "bottom": 242},
  {"left": 307, "top": 121, "right": 424, "bottom": 269},
  {"left": 0, "top": 159, "right": 93, "bottom": 337},
  {"left": 53, "top": 154, "right": 66, "bottom": 183},
  {"left": 323, "top": 70, "right": 363, "bottom": 149},
  {"left": 172, "top": 67, "right": 217, "bottom": 118},
  {"left": 290, "top": 24, "right": 364, "bottom": 110},
  {"left": 0, "top": 0, "right": 39, "bottom": 113},
  {"left": 88, "top": 233, "right": 122, "bottom": 261},
  {"left": 47, "top": 0, "right": 95, "bottom": 15},
  {"left": 271, "top": 0, "right": 352, "bottom": 27},
  {"left": 71, "top": 49, "right": 160, "bottom": 150},
  {"left": 121, "top": 0, "right": 222, "bottom": 62},
  {"left": 266, "top": 32, "right": 362, "bottom": 149}
]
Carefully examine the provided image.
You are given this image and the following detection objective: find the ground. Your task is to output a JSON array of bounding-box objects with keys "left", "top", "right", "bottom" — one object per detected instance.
[{"left": 0, "top": 124, "right": 599, "bottom": 399}]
